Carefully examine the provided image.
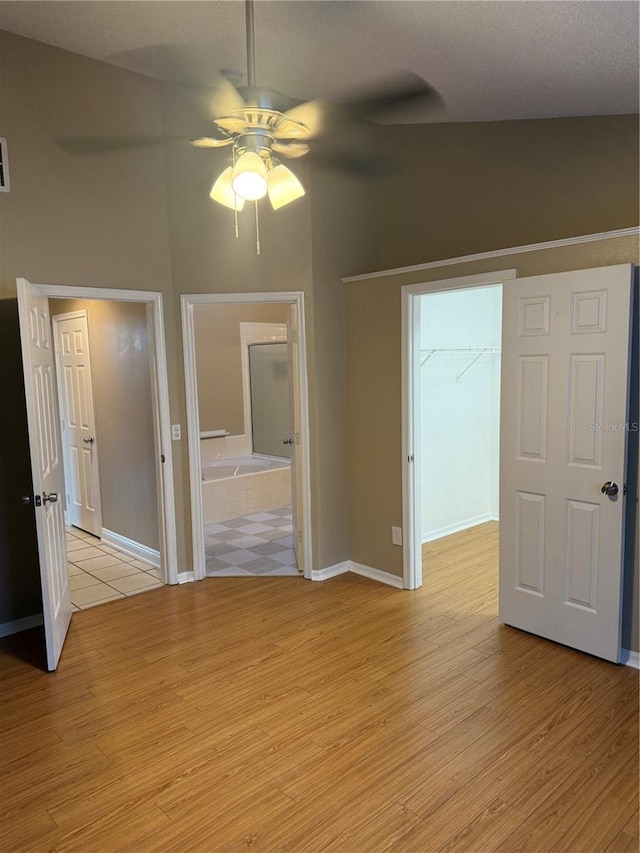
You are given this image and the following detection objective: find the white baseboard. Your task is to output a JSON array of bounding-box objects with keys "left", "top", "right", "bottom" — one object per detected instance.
[
  {"left": 311, "top": 561, "right": 350, "bottom": 582},
  {"left": 101, "top": 528, "right": 160, "bottom": 568},
  {"left": 422, "top": 513, "right": 497, "bottom": 543},
  {"left": 620, "top": 649, "right": 640, "bottom": 669},
  {"left": 177, "top": 571, "right": 194, "bottom": 584},
  {"left": 0, "top": 613, "right": 44, "bottom": 638},
  {"left": 310, "top": 559, "right": 403, "bottom": 588},
  {"left": 348, "top": 561, "right": 404, "bottom": 589}
]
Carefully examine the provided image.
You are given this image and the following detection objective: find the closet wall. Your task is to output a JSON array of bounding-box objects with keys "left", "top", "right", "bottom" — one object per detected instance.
[{"left": 420, "top": 285, "right": 502, "bottom": 541}]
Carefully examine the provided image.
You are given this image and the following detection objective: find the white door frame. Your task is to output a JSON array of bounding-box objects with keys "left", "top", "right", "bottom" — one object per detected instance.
[
  {"left": 37, "top": 284, "right": 179, "bottom": 585},
  {"left": 181, "top": 291, "right": 312, "bottom": 581},
  {"left": 401, "top": 269, "right": 517, "bottom": 590}
]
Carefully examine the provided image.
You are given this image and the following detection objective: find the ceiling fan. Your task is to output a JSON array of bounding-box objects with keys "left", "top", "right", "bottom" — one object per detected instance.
[{"left": 59, "top": 1, "right": 443, "bottom": 214}]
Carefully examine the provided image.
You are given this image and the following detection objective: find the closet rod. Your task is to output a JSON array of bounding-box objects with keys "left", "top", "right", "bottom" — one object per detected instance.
[{"left": 419, "top": 346, "right": 501, "bottom": 353}]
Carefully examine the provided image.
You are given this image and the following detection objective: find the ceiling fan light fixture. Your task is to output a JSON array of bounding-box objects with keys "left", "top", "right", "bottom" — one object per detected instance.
[
  {"left": 210, "top": 166, "right": 245, "bottom": 210},
  {"left": 267, "top": 163, "right": 305, "bottom": 210},
  {"left": 231, "top": 150, "right": 268, "bottom": 200}
]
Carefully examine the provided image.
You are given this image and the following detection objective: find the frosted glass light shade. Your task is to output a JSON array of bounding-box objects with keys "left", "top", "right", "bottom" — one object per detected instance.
[
  {"left": 231, "top": 151, "right": 268, "bottom": 201},
  {"left": 267, "top": 164, "right": 306, "bottom": 210},
  {"left": 210, "top": 167, "right": 245, "bottom": 211}
]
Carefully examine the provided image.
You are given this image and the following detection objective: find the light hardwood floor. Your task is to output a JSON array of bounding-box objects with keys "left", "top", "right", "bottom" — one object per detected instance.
[{"left": 1, "top": 522, "right": 637, "bottom": 852}]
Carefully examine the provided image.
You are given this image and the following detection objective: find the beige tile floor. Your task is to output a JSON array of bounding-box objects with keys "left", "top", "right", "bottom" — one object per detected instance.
[{"left": 66, "top": 526, "right": 163, "bottom": 610}]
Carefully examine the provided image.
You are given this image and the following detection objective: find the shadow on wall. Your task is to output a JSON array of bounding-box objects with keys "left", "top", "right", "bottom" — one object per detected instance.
[{"left": 0, "top": 299, "right": 42, "bottom": 626}]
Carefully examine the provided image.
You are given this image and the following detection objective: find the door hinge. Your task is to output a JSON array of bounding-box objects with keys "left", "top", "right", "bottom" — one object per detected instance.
[
  {"left": 161, "top": 454, "right": 166, "bottom": 463},
  {"left": 408, "top": 454, "right": 414, "bottom": 463}
]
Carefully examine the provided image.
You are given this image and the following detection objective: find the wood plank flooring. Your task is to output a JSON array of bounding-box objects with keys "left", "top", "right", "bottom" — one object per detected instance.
[{"left": 1, "top": 522, "right": 637, "bottom": 851}]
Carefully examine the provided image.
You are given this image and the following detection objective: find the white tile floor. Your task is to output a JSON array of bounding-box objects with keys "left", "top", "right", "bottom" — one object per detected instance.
[
  {"left": 204, "top": 506, "right": 299, "bottom": 577},
  {"left": 66, "top": 526, "right": 163, "bottom": 610}
]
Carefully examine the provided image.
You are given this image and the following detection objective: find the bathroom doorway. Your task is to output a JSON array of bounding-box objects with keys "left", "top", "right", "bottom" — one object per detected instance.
[{"left": 181, "top": 292, "right": 312, "bottom": 581}]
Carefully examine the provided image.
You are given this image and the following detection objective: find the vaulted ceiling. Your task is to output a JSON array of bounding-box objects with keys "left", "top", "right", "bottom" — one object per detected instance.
[{"left": 0, "top": 0, "right": 638, "bottom": 124}]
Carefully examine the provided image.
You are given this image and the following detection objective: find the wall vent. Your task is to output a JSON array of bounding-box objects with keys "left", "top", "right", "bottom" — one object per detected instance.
[{"left": 0, "top": 138, "right": 10, "bottom": 192}]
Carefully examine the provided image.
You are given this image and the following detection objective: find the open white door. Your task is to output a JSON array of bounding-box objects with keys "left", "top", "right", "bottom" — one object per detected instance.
[
  {"left": 53, "top": 311, "right": 102, "bottom": 536},
  {"left": 17, "top": 278, "right": 71, "bottom": 671},
  {"left": 500, "top": 264, "right": 633, "bottom": 662},
  {"left": 288, "top": 304, "right": 304, "bottom": 572}
]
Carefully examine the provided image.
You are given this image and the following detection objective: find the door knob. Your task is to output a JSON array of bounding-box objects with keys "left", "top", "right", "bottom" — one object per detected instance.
[
  {"left": 601, "top": 481, "right": 619, "bottom": 497},
  {"left": 42, "top": 492, "right": 59, "bottom": 504},
  {"left": 83, "top": 436, "right": 95, "bottom": 444},
  {"left": 282, "top": 437, "right": 293, "bottom": 445}
]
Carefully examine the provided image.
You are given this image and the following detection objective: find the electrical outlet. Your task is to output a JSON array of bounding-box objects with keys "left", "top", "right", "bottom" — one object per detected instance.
[
  {"left": 392, "top": 526, "right": 403, "bottom": 546},
  {"left": 171, "top": 424, "right": 181, "bottom": 441}
]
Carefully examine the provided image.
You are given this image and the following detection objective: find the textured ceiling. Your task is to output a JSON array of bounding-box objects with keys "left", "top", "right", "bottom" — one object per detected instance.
[{"left": 0, "top": 0, "right": 638, "bottom": 123}]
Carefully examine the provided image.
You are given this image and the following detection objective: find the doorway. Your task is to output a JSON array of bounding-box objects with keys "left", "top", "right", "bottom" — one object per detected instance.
[
  {"left": 181, "top": 292, "right": 312, "bottom": 581},
  {"left": 402, "top": 264, "right": 634, "bottom": 663},
  {"left": 402, "top": 270, "right": 515, "bottom": 590},
  {"left": 418, "top": 284, "right": 502, "bottom": 550},
  {"left": 32, "top": 284, "right": 178, "bottom": 585},
  {"left": 50, "top": 299, "right": 167, "bottom": 608},
  {"left": 17, "top": 280, "right": 178, "bottom": 669}
]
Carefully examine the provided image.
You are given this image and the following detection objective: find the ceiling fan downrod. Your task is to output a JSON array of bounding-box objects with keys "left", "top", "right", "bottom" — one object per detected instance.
[{"left": 245, "top": 0, "right": 257, "bottom": 89}]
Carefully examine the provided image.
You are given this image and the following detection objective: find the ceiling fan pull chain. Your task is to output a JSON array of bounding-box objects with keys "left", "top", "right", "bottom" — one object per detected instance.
[
  {"left": 255, "top": 200, "right": 261, "bottom": 255},
  {"left": 232, "top": 147, "right": 240, "bottom": 239}
]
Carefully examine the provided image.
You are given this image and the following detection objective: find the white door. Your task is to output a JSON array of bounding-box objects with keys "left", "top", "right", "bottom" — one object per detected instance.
[
  {"left": 500, "top": 264, "right": 633, "bottom": 662},
  {"left": 288, "top": 304, "right": 304, "bottom": 571},
  {"left": 53, "top": 311, "right": 102, "bottom": 536},
  {"left": 17, "top": 278, "right": 71, "bottom": 671}
]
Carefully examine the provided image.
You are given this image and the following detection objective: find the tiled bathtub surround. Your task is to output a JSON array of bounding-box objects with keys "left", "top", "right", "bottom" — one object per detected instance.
[
  {"left": 202, "top": 464, "right": 292, "bottom": 524},
  {"left": 205, "top": 507, "right": 298, "bottom": 577},
  {"left": 66, "top": 527, "right": 162, "bottom": 609}
]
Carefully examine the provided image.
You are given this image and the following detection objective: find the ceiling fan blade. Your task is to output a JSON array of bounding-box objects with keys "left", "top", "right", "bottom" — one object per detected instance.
[
  {"left": 306, "top": 121, "right": 392, "bottom": 179},
  {"left": 55, "top": 134, "right": 230, "bottom": 155},
  {"left": 281, "top": 99, "right": 330, "bottom": 139},
  {"left": 272, "top": 140, "right": 311, "bottom": 159},
  {"left": 333, "top": 73, "right": 443, "bottom": 120},
  {"left": 207, "top": 77, "right": 247, "bottom": 118},
  {"left": 279, "top": 74, "right": 442, "bottom": 142}
]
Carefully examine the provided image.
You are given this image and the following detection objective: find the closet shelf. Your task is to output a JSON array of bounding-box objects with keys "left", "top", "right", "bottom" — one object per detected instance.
[
  {"left": 419, "top": 346, "right": 502, "bottom": 354},
  {"left": 419, "top": 346, "right": 501, "bottom": 378}
]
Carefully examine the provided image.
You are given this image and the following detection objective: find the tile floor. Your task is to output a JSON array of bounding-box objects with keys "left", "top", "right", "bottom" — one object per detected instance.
[
  {"left": 204, "top": 506, "right": 299, "bottom": 577},
  {"left": 66, "top": 526, "right": 163, "bottom": 610}
]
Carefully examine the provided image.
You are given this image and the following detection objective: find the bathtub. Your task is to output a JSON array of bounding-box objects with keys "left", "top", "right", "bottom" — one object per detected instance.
[
  {"left": 201, "top": 455, "right": 292, "bottom": 524},
  {"left": 202, "top": 455, "right": 289, "bottom": 482}
]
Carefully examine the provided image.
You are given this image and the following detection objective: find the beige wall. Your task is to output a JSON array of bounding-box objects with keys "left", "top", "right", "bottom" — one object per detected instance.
[
  {"left": 377, "top": 117, "right": 639, "bottom": 270},
  {"left": 194, "top": 302, "right": 289, "bottom": 437},
  {"left": 346, "top": 235, "right": 640, "bottom": 651},
  {"left": 309, "top": 169, "right": 378, "bottom": 568},
  {"left": 0, "top": 32, "right": 175, "bottom": 622},
  {"left": 50, "top": 299, "right": 159, "bottom": 551}
]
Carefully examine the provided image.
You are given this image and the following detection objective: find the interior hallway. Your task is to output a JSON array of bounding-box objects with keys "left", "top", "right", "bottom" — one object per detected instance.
[{"left": 0, "top": 522, "right": 637, "bottom": 851}]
